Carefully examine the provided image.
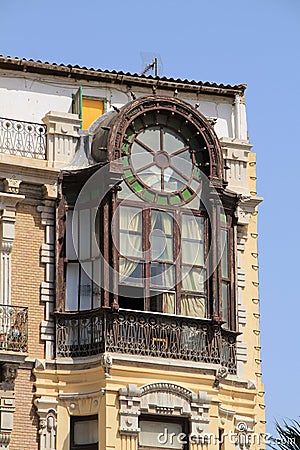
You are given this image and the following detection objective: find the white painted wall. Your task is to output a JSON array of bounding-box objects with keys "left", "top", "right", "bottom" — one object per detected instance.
[{"left": 0, "top": 70, "right": 247, "bottom": 140}]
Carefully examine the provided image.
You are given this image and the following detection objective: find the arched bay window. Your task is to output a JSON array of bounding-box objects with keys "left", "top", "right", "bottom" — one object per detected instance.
[{"left": 61, "top": 96, "right": 238, "bottom": 331}]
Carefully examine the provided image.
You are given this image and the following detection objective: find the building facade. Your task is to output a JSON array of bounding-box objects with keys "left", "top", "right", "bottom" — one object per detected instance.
[{"left": 0, "top": 55, "right": 265, "bottom": 449}]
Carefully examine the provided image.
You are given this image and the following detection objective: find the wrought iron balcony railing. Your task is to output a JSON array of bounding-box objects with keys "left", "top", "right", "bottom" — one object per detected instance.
[
  {"left": 56, "top": 309, "right": 237, "bottom": 374},
  {"left": 0, "top": 304, "right": 28, "bottom": 352},
  {"left": 0, "top": 117, "right": 46, "bottom": 159}
]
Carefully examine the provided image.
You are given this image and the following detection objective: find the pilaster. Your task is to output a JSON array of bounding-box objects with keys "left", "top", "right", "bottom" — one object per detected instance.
[{"left": 34, "top": 396, "right": 58, "bottom": 450}]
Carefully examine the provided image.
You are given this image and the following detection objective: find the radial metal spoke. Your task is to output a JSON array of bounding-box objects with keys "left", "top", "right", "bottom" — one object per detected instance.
[
  {"left": 170, "top": 145, "right": 190, "bottom": 157},
  {"left": 161, "top": 169, "right": 164, "bottom": 191},
  {"left": 160, "top": 127, "right": 164, "bottom": 151},
  {"left": 169, "top": 164, "right": 190, "bottom": 182},
  {"left": 136, "top": 162, "right": 155, "bottom": 174},
  {"left": 135, "top": 138, "right": 155, "bottom": 155}
]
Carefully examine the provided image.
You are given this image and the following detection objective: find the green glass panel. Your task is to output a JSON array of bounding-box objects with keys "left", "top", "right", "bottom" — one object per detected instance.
[
  {"left": 122, "top": 142, "right": 129, "bottom": 154},
  {"left": 122, "top": 156, "right": 130, "bottom": 167},
  {"left": 220, "top": 213, "right": 227, "bottom": 223},
  {"left": 170, "top": 195, "right": 181, "bottom": 205},
  {"left": 143, "top": 190, "right": 155, "bottom": 202},
  {"left": 124, "top": 169, "right": 134, "bottom": 182},
  {"left": 157, "top": 195, "right": 168, "bottom": 205},
  {"left": 182, "top": 189, "right": 192, "bottom": 201},
  {"left": 194, "top": 167, "right": 202, "bottom": 180},
  {"left": 132, "top": 181, "right": 143, "bottom": 192}
]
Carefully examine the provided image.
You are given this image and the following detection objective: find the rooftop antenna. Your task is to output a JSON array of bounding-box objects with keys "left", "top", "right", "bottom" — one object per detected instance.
[{"left": 140, "top": 53, "right": 163, "bottom": 77}]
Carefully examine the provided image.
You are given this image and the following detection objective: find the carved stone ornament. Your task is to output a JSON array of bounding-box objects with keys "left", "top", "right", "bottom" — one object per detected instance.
[
  {"left": 237, "top": 196, "right": 263, "bottom": 226},
  {"left": 34, "top": 396, "right": 58, "bottom": 450},
  {"left": 101, "top": 353, "right": 113, "bottom": 377},
  {"left": 1, "top": 364, "right": 18, "bottom": 391},
  {"left": 3, "top": 178, "right": 22, "bottom": 194},
  {"left": 213, "top": 366, "right": 228, "bottom": 389},
  {"left": 119, "top": 383, "right": 211, "bottom": 437},
  {"left": 234, "top": 415, "right": 256, "bottom": 449}
]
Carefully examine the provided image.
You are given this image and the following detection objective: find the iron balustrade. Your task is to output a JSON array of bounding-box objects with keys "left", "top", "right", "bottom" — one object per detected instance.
[
  {"left": 0, "top": 117, "right": 46, "bottom": 159},
  {"left": 0, "top": 304, "right": 28, "bottom": 352},
  {"left": 56, "top": 309, "right": 237, "bottom": 373}
]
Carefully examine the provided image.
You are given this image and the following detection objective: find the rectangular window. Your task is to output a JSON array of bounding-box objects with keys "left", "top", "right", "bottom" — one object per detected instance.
[
  {"left": 72, "top": 87, "right": 106, "bottom": 130},
  {"left": 65, "top": 210, "right": 101, "bottom": 311},
  {"left": 139, "top": 417, "right": 188, "bottom": 450},
  {"left": 221, "top": 223, "right": 230, "bottom": 328},
  {"left": 70, "top": 415, "right": 98, "bottom": 450},
  {"left": 181, "top": 214, "right": 206, "bottom": 318}
]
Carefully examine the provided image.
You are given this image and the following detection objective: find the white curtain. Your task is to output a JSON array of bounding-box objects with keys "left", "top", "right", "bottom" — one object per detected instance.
[
  {"left": 181, "top": 295, "right": 205, "bottom": 318},
  {"left": 119, "top": 206, "right": 142, "bottom": 281}
]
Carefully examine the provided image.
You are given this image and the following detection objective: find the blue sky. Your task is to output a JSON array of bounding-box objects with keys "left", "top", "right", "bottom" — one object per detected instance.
[{"left": 1, "top": 0, "right": 300, "bottom": 438}]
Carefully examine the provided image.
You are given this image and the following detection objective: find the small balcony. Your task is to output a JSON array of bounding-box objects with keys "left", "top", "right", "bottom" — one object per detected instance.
[
  {"left": 0, "top": 305, "right": 28, "bottom": 353},
  {"left": 55, "top": 309, "right": 237, "bottom": 374},
  {"left": 0, "top": 117, "right": 46, "bottom": 159}
]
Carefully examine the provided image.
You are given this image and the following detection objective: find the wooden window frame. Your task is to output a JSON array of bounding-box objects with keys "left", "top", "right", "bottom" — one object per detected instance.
[
  {"left": 117, "top": 199, "right": 208, "bottom": 316},
  {"left": 70, "top": 415, "right": 98, "bottom": 450}
]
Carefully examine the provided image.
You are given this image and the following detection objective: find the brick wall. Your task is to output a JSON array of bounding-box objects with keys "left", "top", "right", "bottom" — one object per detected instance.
[
  {"left": 11, "top": 203, "right": 45, "bottom": 359},
  {"left": 10, "top": 367, "right": 39, "bottom": 450}
]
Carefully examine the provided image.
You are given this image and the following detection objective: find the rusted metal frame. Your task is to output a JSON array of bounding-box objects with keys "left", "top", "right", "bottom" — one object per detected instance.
[
  {"left": 56, "top": 180, "right": 67, "bottom": 312},
  {"left": 228, "top": 215, "right": 236, "bottom": 331},
  {"left": 109, "top": 97, "right": 223, "bottom": 182},
  {"left": 102, "top": 195, "right": 110, "bottom": 308},
  {"left": 174, "top": 209, "right": 181, "bottom": 314},
  {"left": 111, "top": 188, "right": 119, "bottom": 309},
  {"left": 208, "top": 193, "right": 220, "bottom": 321},
  {"left": 144, "top": 208, "right": 151, "bottom": 311}
]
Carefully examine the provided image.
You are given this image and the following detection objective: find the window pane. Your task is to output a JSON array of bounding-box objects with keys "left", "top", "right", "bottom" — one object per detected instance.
[
  {"left": 182, "top": 266, "right": 204, "bottom": 292},
  {"left": 181, "top": 295, "right": 205, "bottom": 318},
  {"left": 137, "top": 127, "right": 160, "bottom": 151},
  {"left": 163, "top": 167, "right": 186, "bottom": 192},
  {"left": 119, "top": 206, "right": 142, "bottom": 258},
  {"left": 131, "top": 142, "right": 153, "bottom": 170},
  {"left": 151, "top": 210, "right": 173, "bottom": 261},
  {"left": 139, "top": 165, "right": 161, "bottom": 188},
  {"left": 182, "top": 240, "right": 204, "bottom": 266},
  {"left": 182, "top": 215, "right": 203, "bottom": 240},
  {"left": 139, "top": 420, "right": 184, "bottom": 449},
  {"left": 119, "top": 206, "right": 142, "bottom": 231},
  {"left": 163, "top": 128, "right": 185, "bottom": 154},
  {"left": 73, "top": 418, "right": 98, "bottom": 445},
  {"left": 79, "top": 263, "right": 92, "bottom": 310},
  {"left": 222, "top": 282, "right": 229, "bottom": 328},
  {"left": 65, "top": 263, "right": 79, "bottom": 311},
  {"left": 66, "top": 210, "right": 78, "bottom": 260},
  {"left": 151, "top": 263, "right": 174, "bottom": 288},
  {"left": 119, "top": 258, "right": 143, "bottom": 284},
  {"left": 150, "top": 291, "right": 175, "bottom": 314},
  {"left": 221, "top": 229, "right": 229, "bottom": 278},
  {"left": 79, "top": 209, "right": 90, "bottom": 260}
]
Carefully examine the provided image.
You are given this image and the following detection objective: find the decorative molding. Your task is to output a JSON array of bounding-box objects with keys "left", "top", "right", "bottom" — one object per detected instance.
[
  {"left": 37, "top": 202, "right": 56, "bottom": 359},
  {"left": 0, "top": 393, "right": 15, "bottom": 449},
  {"left": 1, "top": 364, "right": 18, "bottom": 391},
  {"left": 213, "top": 366, "right": 228, "bottom": 388},
  {"left": 34, "top": 396, "right": 58, "bottom": 450},
  {"left": 234, "top": 415, "right": 256, "bottom": 449},
  {"left": 119, "top": 383, "right": 211, "bottom": 437},
  {"left": 237, "top": 196, "right": 263, "bottom": 226},
  {"left": 3, "top": 178, "right": 22, "bottom": 195},
  {"left": 101, "top": 353, "right": 113, "bottom": 378}
]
